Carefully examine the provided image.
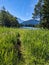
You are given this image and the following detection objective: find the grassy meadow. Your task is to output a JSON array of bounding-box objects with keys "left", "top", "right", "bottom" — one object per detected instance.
[{"left": 0, "top": 27, "right": 49, "bottom": 65}]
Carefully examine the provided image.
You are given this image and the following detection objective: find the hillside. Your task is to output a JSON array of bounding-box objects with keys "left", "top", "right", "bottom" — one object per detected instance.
[
  {"left": 17, "top": 18, "right": 24, "bottom": 23},
  {"left": 21, "top": 19, "right": 39, "bottom": 26}
]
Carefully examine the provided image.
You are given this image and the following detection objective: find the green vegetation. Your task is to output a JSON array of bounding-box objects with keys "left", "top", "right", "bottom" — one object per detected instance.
[
  {"left": 0, "top": 0, "right": 49, "bottom": 65},
  {"left": 33, "top": 0, "right": 49, "bottom": 29},
  {"left": 0, "top": 27, "right": 49, "bottom": 65},
  {"left": 0, "top": 7, "right": 19, "bottom": 27}
]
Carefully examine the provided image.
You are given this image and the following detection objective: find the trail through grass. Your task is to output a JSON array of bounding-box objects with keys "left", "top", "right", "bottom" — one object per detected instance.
[{"left": 0, "top": 27, "right": 49, "bottom": 65}]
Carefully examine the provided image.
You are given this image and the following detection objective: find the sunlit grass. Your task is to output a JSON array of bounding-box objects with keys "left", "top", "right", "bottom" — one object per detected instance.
[{"left": 0, "top": 27, "right": 49, "bottom": 65}]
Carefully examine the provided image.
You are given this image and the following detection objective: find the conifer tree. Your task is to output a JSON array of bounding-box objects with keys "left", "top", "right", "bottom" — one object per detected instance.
[
  {"left": 32, "top": 0, "right": 43, "bottom": 22},
  {"left": 41, "top": 0, "right": 49, "bottom": 28}
]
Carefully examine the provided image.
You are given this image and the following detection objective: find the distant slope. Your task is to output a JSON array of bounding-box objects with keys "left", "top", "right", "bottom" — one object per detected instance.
[
  {"left": 17, "top": 18, "right": 24, "bottom": 23},
  {"left": 21, "top": 19, "right": 39, "bottom": 25}
]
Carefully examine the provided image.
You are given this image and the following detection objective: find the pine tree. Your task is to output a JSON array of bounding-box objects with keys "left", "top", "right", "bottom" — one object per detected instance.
[
  {"left": 32, "top": 0, "right": 43, "bottom": 22},
  {"left": 0, "top": 6, "right": 19, "bottom": 27},
  {"left": 41, "top": 0, "right": 49, "bottom": 28}
]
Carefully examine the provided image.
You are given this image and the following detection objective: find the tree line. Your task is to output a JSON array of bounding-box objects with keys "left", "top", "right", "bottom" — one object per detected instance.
[
  {"left": 33, "top": 0, "right": 49, "bottom": 29},
  {"left": 0, "top": 7, "right": 19, "bottom": 27}
]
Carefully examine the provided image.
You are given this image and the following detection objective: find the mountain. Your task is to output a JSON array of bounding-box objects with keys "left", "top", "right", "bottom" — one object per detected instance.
[
  {"left": 17, "top": 18, "right": 24, "bottom": 23},
  {"left": 21, "top": 19, "right": 39, "bottom": 26}
]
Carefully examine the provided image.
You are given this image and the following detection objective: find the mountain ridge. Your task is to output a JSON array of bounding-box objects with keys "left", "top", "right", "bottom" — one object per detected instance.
[{"left": 21, "top": 19, "right": 39, "bottom": 25}]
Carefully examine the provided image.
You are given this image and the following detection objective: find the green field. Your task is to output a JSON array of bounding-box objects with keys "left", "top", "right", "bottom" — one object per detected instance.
[{"left": 0, "top": 27, "right": 49, "bottom": 65}]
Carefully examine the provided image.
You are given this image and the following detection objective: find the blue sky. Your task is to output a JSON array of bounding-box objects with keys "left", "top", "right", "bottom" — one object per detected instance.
[{"left": 0, "top": 0, "right": 38, "bottom": 20}]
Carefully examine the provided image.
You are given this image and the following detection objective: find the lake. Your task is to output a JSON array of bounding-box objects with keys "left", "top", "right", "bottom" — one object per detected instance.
[{"left": 20, "top": 27, "right": 40, "bottom": 30}]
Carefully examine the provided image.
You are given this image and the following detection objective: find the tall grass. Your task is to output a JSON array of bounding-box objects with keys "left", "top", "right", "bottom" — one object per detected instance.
[{"left": 0, "top": 27, "right": 49, "bottom": 65}]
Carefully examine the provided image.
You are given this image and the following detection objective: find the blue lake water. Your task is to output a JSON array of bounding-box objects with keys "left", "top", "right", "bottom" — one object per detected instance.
[{"left": 20, "top": 27, "right": 40, "bottom": 30}]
